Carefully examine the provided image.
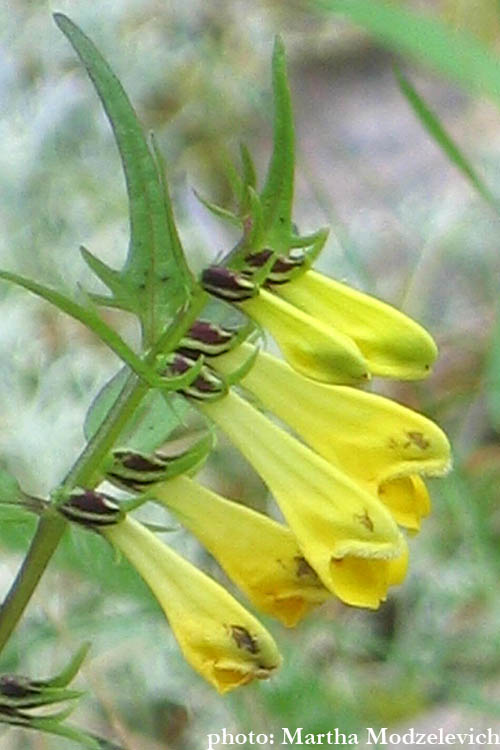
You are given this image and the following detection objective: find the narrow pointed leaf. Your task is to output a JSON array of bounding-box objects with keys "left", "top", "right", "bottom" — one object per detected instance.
[
  {"left": 149, "top": 133, "right": 193, "bottom": 288},
  {"left": 54, "top": 14, "right": 193, "bottom": 345},
  {"left": 259, "top": 36, "right": 295, "bottom": 248},
  {"left": 316, "top": 0, "right": 500, "bottom": 107},
  {"left": 26, "top": 718, "right": 102, "bottom": 750},
  {"left": 45, "top": 643, "right": 91, "bottom": 688},
  {"left": 0, "top": 270, "right": 146, "bottom": 373},
  {"left": 240, "top": 142, "right": 257, "bottom": 193},
  {"left": 395, "top": 66, "right": 500, "bottom": 213},
  {"left": 80, "top": 247, "right": 137, "bottom": 311},
  {"left": 193, "top": 189, "right": 243, "bottom": 226}
]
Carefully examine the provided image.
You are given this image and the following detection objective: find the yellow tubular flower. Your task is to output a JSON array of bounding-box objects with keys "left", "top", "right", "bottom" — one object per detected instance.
[
  {"left": 201, "top": 391, "right": 407, "bottom": 608},
  {"left": 153, "top": 474, "right": 330, "bottom": 627},
  {"left": 216, "top": 347, "right": 450, "bottom": 487},
  {"left": 274, "top": 269, "right": 438, "bottom": 379},
  {"left": 102, "top": 517, "right": 282, "bottom": 694},
  {"left": 214, "top": 347, "right": 450, "bottom": 531},
  {"left": 239, "top": 287, "right": 370, "bottom": 385}
]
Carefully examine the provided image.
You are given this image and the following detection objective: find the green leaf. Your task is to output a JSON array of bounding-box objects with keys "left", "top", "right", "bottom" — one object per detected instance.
[
  {"left": 316, "top": 0, "right": 500, "bottom": 107},
  {"left": 23, "top": 716, "right": 102, "bottom": 750},
  {"left": 259, "top": 35, "right": 295, "bottom": 249},
  {"left": 486, "top": 308, "right": 500, "bottom": 430},
  {"left": 0, "top": 270, "right": 146, "bottom": 375},
  {"left": 0, "top": 469, "right": 23, "bottom": 506},
  {"left": 45, "top": 643, "right": 91, "bottom": 688},
  {"left": 80, "top": 246, "right": 137, "bottom": 312},
  {"left": 54, "top": 14, "right": 194, "bottom": 346},
  {"left": 193, "top": 189, "right": 243, "bottom": 227},
  {"left": 84, "top": 368, "right": 194, "bottom": 452},
  {"left": 240, "top": 142, "right": 257, "bottom": 194},
  {"left": 395, "top": 66, "right": 500, "bottom": 213}
]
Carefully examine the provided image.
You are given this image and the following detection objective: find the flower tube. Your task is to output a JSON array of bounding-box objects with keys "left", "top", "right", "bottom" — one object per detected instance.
[
  {"left": 273, "top": 269, "right": 437, "bottom": 379},
  {"left": 200, "top": 391, "right": 406, "bottom": 607},
  {"left": 153, "top": 474, "right": 330, "bottom": 626},
  {"left": 215, "top": 346, "right": 451, "bottom": 530},
  {"left": 239, "top": 287, "right": 370, "bottom": 385},
  {"left": 102, "top": 517, "right": 282, "bottom": 693}
]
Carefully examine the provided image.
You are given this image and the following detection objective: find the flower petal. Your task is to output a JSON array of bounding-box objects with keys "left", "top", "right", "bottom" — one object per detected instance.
[
  {"left": 240, "top": 288, "right": 369, "bottom": 384},
  {"left": 378, "top": 475, "right": 431, "bottom": 531},
  {"left": 154, "top": 474, "right": 330, "bottom": 627},
  {"left": 102, "top": 517, "right": 282, "bottom": 693},
  {"left": 330, "top": 539, "right": 408, "bottom": 609},
  {"left": 274, "top": 270, "right": 438, "bottom": 379},
  {"left": 216, "top": 347, "right": 451, "bottom": 488},
  {"left": 202, "top": 392, "right": 405, "bottom": 602}
]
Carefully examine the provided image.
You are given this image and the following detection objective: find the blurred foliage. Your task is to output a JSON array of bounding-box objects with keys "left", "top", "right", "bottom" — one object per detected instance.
[{"left": 2, "top": 0, "right": 500, "bottom": 748}]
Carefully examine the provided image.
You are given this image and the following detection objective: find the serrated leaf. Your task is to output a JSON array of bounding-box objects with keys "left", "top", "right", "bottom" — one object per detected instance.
[
  {"left": 54, "top": 14, "right": 194, "bottom": 346},
  {"left": 395, "top": 66, "right": 500, "bottom": 213},
  {"left": 316, "top": 0, "right": 500, "bottom": 106},
  {"left": 259, "top": 36, "right": 295, "bottom": 250},
  {"left": 0, "top": 270, "right": 146, "bottom": 374},
  {"left": 149, "top": 133, "right": 194, "bottom": 291},
  {"left": 80, "top": 247, "right": 137, "bottom": 311}
]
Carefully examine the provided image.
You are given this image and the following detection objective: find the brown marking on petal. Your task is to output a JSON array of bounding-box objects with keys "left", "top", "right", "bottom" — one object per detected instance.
[
  {"left": 294, "top": 556, "right": 319, "bottom": 579},
  {"left": 388, "top": 437, "right": 399, "bottom": 450},
  {"left": 230, "top": 625, "right": 259, "bottom": 654},
  {"left": 354, "top": 510, "right": 374, "bottom": 532},
  {"left": 407, "top": 431, "right": 430, "bottom": 450}
]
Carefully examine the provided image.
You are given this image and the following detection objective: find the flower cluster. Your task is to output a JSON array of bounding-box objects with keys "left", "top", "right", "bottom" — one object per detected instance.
[
  {"left": 91, "top": 262, "right": 449, "bottom": 692},
  {"left": 58, "top": 35, "right": 450, "bottom": 695}
]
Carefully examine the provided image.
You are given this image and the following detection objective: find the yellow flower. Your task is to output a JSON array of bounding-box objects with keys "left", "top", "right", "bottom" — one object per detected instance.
[
  {"left": 273, "top": 269, "right": 438, "bottom": 379},
  {"left": 331, "top": 538, "right": 408, "bottom": 609},
  {"left": 378, "top": 475, "right": 431, "bottom": 532},
  {"left": 201, "top": 391, "right": 406, "bottom": 608},
  {"left": 215, "top": 347, "right": 450, "bottom": 531},
  {"left": 153, "top": 474, "right": 330, "bottom": 627},
  {"left": 239, "top": 288, "right": 369, "bottom": 385},
  {"left": 102, "top": 516, "right": 282, "bottom": 694}
]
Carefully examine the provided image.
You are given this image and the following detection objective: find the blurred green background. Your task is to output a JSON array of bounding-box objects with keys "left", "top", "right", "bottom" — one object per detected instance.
[{"left": 2, "top": 0, "right": 500, "bottom": 748}]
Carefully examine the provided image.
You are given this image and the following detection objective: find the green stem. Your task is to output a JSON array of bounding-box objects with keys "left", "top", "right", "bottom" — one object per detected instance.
[
  {"left": 0, "top": 509, "right": 66, "bottom": 652},
  {"left": 0, "top": 290, "right": 208, "bottom": 656}
]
